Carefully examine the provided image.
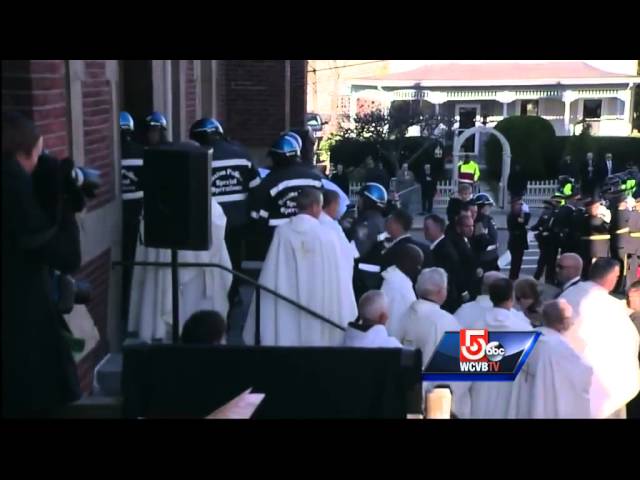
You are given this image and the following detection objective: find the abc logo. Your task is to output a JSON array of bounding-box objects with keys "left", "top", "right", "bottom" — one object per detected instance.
[{"left": 485, "top": 341, "right": 505, "bottom": 362}]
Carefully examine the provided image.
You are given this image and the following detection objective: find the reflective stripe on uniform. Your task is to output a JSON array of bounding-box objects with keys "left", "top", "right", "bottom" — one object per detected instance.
[
  {"left": 268, "top": 218, "right": 289, "bottom": 226},
  {"left": 486, "top": 245, "right": 497, "bottom": 251},
  {"left": 212, "top": 158, "right": 253, "bottom": 168},
  {"left": 122, "top": 158, "right": 143, "bottom": 167},
  {"left": 213, "top": 192, "right": 248, "bottom": 203},
  {"left": 630, "top": 232, "right": 640, "bottom": 238},
  {"left": 249, "top": 177, "right": 261, "bottom": 188},
  {"left": 358, "top": 263, "right": 381, "bottom": 273},
  {"left": 269, "top": 178, "right": 323, "bottom": 197},
  {"left": 259, "top": 209, "right": 269, "bottom": 218},
  {"left": 581, "top": 235, "right": 611, "bottom": 240},
  {"left": 123, "top": 191, "right": 143, "bottom": 200},
  {"left": 250, "top": 211, "right": 260, "bottom": 219},
  {"left": 615, "top": 227, "right": 630, "bottom": 234}
]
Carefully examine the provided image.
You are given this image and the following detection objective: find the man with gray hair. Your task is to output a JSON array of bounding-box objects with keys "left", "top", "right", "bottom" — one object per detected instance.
[
  {"left": 342, "top": 290, "right": 402, "bottom": 348},
  {"left": 560, "top": 257, "right": 640, "bottom": 418},
  {"left": 244, "top": 188, "right": 357, "bottom": 346},
  {"left": 397, "top": 268, "right": 470, "bottom": 417},
  {"left": 454, "top": 271, "right": 507, "bottom": 329},
  {"left": 508, "top": 299, "right": 593, "bottom": 418}
]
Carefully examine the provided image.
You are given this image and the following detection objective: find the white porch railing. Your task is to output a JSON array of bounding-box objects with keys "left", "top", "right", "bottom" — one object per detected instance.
[
  {"left": 434, "top": 180, "right": 454, "bottom": 209},
  {"left": 522, "top": 180, "right": 558, "bottom": 208}
]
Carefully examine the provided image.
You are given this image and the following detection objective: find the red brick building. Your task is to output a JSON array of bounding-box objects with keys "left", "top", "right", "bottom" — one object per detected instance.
[{"left": 2, "top": 59, "right": 307, "bottom": 394}]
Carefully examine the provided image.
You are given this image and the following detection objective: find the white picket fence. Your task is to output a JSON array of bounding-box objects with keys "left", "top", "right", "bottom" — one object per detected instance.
[
  {"left": 522, "top": 180, "right": 558, "bottom": 208},
  {"left": 349, "top": 179, "right": 559, "bottom": 210}
]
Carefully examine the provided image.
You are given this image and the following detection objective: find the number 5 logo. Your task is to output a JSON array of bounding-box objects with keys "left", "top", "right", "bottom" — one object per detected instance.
[{"left": 460, "top": 329, "right": 488, "bottom": 362}]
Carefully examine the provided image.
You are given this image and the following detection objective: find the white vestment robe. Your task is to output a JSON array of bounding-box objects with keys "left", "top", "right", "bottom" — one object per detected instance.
[
  {"left": 380, "top": 266, "right": 416, "bottom": 340},
  {"left": 243, "top": 214, "right": 357, "bottom": 346},
  {"left": 508, "top": 326, "right": 593, "bottom": 418},
  {"left": 128, "top": 199, "right": 233, "bottom": 343},
  {"left": 342, "top": 324, "right": 403, "bottom": 348},
  {"left": 454, "top": 295, "right": 493, "bottom": 329},
  {"left": 398, "top": 299, "right": 471, "bottom": 418},
  {"left": 468, "top": 307, "right": 533, "bottom": 418},
  {"left": 560, "top": 281, "right": 640, "bottom": 418},
  {"left": 318, "top": 211, "right": 358, "bottom": 285}
]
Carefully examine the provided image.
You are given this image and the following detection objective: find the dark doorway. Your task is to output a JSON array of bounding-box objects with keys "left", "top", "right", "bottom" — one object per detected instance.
[{"left": 120, "top": 60, "right": 153, "bottom": 144}]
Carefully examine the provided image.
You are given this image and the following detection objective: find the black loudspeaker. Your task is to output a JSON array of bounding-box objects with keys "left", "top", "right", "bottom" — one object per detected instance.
[{"left": 143, "top": 142, "right": 212, "bottom": 251}]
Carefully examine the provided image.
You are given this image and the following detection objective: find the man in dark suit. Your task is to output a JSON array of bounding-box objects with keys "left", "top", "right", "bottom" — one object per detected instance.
[
  {"left": 580, "top": 152, "right": 598, "bottom": 198},
  {"left": 379, "top": 208, "right": 433, "bottom": 271},
  {"left": 424, "top": 214, "right": 464, "bottom": 313},
  {"left": 559, "top": 154, "right": 578, "bottom": 180},
  {"left": 446, "top": 212, "right": 481, "bottom": 301}
]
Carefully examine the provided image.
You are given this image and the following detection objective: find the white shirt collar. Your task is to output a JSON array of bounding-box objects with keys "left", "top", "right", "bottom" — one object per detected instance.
[
  {"left": 387, "top": 233, "right": 411, "bottom": 249},
  {"left": 430, "top": 235, "right": 445, "bottom": 250},
  {"left": 563, "top": 276, "right": 581, "bottom": 291}
]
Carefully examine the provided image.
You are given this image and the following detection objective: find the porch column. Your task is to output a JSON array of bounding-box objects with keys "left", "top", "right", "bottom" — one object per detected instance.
[
  {"left": 562, "top": 90, "right": 576, "bottom": 135},
  {"left": 496, "top": 91, "right": 516, "bottom": 121}
]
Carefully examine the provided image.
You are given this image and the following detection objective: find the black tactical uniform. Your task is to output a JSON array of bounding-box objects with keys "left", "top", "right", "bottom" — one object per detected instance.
[
  {"left": 531, "top": 203, "right": 557, "bottom": 284},
  {"left": 472, "top": 211, "right": 499, "bottom": 273}
]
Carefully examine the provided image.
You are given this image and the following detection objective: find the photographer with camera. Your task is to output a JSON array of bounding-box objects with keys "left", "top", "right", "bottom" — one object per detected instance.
[{"left": 2, "top": 112, "right": 87, "bottom": 418}]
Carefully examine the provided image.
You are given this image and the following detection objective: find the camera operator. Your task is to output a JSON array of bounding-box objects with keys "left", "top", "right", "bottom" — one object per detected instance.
[{"left": 2, "top": 112, "right": 83, "bottom": 418}]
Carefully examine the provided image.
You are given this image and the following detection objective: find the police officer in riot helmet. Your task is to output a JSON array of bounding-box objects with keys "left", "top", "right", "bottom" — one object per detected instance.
[
  {"left": 247, "top": 134, "right": 323, "bottom": 261},
  {"left": 471, "top": 193, "right": 499, "bottom": 273},
  {"left": 143, "top": 111, "right": 169, "bottom": 147},
  {"left": 343, "top": 182, "right": 389, "bottom": 300},
  {"left": 552, "top": 178, "right": 581, "bottom": 254},
  {"left": 578, "top": 197, "right": 611, "bottom": 279},
  {"left": 119, "top": 112, "right": 145, "bottom": 331},
  {"left": 189, "top": 117, "right": 261, "bottom": 307}
]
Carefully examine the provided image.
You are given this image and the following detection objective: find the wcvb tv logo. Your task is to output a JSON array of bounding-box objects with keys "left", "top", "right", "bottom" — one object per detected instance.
[{"left": 459, "top": 329, "right": 504, "bottom": 372}]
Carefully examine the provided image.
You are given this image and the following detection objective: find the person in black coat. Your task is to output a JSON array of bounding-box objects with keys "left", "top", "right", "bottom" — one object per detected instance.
[
  {"left": 424, "top": 214, "right": 463, "bottom": 313},
  {"left": 446, "top": 212, "right": 482, "bottom": 301},
  {"left": 580, "top": 152, "right": 598, "bottom": 198},
  {"left": 558, "top": 154, "right": 578, "bottom": 180},
  {"left": 2, "top": 112, "right": 82, "bottom": 418},
  {"left": 531, "top": 200, "right": 558, "bottom": 284},
  {"left": 379, "top": 208, "right": 433, "bottom": 271},
  {"left": 329, "top": 163, "right": 350, "bottom": 196},
  {"left": 507, "top": 197, "right": 531, "bottom": 280},
  {"left": 507, "top": 163, "right": 528, "bottom": 199}
]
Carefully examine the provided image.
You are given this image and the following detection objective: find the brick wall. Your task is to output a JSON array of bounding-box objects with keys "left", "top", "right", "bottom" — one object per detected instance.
[
  {"left": 185, "top": 60, "right": 197, "bottom": 128},
  {"left": 75, "top": 248, "right": 111, "bottom": 394},
  {"left": 81, "top": 60, "right": 115, "bottom": 212},
  {"left": 2, "top": 60, "right": 70, "bottom": 159},
  {"left": 290, "top": 60, "right": 307, "bottom": 129}
]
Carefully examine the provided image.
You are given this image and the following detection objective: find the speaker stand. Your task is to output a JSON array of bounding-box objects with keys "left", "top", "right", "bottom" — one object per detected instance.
[{"left": 171, "top": 249, "right": 180, "bottom": 343}]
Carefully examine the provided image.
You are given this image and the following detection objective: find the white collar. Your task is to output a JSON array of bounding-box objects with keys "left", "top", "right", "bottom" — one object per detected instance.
[
  {"left": 430, "top": 235, "right": 445, "bottom": 250},
  {"left": 387, "top": 233, "right": 411, "bottom": 249},
  {"left": 562, "top": 276, "right": 581, "bottom": 291},
  {"left": 475, "top": 295, "right": 493, "bottom": 308}
]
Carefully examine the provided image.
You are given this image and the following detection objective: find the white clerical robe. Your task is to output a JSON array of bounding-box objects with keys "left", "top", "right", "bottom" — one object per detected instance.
[
  {"left": 454, "top": 295, "right": 493, "bottom": 329},
  {"left": 243, "top": 214, "right": 357, "bottom": 346},
  {"left": 468, "top": 307, "right": 533, "bottom": 419},
  {"left": 398, "top": 299, "right": 471, "bottom": 418},
  {"left": 560, "top": 281, "right": 640, "bottom": 418},
  {"left": 128, "top": 199, "right": 233, "bottom": 343},
  {"left": 318, "top": 211, "right": 359, "bottom": 285},
  {"left": 342, "top": 324, "right": 403, "bottom": 348},
  {"left": 508, "top": 326, "right": 593, "bottom": 418},
  {"left": 380, "top": 266, "right": 416, "bottom": 340}
]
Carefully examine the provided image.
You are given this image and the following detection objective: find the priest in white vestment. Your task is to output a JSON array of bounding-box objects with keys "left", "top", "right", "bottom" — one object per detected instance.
[
  {"left": 468, "top": 278, "right": 533, "bottom": 418},
  {"left": 560, "top": 258, "right": 640, "bottom": 418},
  {"left": 397, "top": 268, "right": 471, "bottom": 418},
  {"left": 454, "top": 271, "right": 507, "bottom": 329},
  {"left": 508, "top": 299, "right": 593, "bottom": 418},
  {"left": 318, "top": 189, "right": 359, "bottom": 285},
  {"left": 243, "top": 188, "right": 357, "bottom": 346},
  {"left": 380, "top": 244, "right": 423, "bottom": 339},
  {"left": 128, "top": 199, "right": 233, "bottom": 343},
  {"left": 342, "top": 290, "right": 403, "bottom": 348}
]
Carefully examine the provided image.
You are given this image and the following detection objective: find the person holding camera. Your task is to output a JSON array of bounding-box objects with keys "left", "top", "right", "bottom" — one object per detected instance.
[{"left": 2, "top": 112, "right": 83, "bottom": 418}]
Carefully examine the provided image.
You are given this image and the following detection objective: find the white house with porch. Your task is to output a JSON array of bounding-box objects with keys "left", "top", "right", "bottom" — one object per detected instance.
[{"left": 346, "top": 61, "right": 639, "bottom": 154}]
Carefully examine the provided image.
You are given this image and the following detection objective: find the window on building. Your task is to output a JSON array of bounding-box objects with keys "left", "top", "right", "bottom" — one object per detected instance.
[
  {"left": 583, "top": 99, "right": 602, "bottom": 119},
  {"left": 520, "top": 100, "right": 539, "bottom": 116}
]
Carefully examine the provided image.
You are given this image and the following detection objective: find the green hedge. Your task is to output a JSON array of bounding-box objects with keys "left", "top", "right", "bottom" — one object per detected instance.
[
  {"left": 485, "top": 116, "right": 557, "bottom": 182},
  {"left": 329, "top": 136, "right": 447, "bottom": 176},
  {"left": 554, "top": 135, "right": 640, "bottom": 175}
]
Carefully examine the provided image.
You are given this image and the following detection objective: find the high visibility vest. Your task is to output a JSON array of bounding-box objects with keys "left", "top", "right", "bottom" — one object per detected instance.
[
  {"left": 458, "top": 161, "right": 480, "bottom": 183},
  {"left": 562, "top": 182, "right": 573, "bottom": 197}
]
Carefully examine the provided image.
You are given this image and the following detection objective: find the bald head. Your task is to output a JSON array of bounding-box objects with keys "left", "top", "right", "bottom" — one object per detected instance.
[
  {"left": 296, "top": 188, "right": 323, "bottom": 218},
  {"left": 542, "top": 299, "right": 574, "bottom": 333},
  {"left": 556, "top": 253, "right": 583, "bottom": 286},
  {"left": 322, "top": 189, "right": 341, "bottom": 220},
  {"left": 395, "top": 243, "right": 424, "bottom": 283},
  {"left": 481, "top": 271, "right": 508, "bottom": 295}
]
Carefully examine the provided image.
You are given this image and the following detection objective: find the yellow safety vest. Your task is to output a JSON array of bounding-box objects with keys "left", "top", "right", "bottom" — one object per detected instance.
[{"left": 458, "top": 161, "right": 480, "bottom": 183}]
